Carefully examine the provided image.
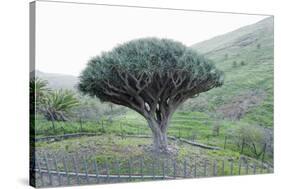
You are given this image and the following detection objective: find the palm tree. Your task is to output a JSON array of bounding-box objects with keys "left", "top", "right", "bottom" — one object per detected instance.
[
  {"left": 44, "top": 89, "right": 80, "bottom": 122},
  {"left": 30, "top": 77, "right": 50, "bottom": 113}
]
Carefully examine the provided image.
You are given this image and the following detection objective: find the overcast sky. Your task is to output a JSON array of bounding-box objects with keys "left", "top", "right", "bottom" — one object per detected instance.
[{"left": 35, "top": 1, "right": 268, "bottom": 76}]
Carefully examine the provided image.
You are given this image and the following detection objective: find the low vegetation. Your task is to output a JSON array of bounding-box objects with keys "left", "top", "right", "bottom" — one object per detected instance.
[{"left": 32, "top": 17, "right": 274, "bottom": 181}]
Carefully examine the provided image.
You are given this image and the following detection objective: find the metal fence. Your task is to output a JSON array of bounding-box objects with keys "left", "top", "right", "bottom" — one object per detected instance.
[{"left": 30, "top": 151, "right": 273, "bottom": 188}]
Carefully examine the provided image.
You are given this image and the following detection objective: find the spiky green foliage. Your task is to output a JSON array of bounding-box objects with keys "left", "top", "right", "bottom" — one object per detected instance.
[
  {"left": 79, "top": 38, "right": 223, "bottom": 151},
  {"left": 79, "top": 38, "right": 223, "bottom": 107},
  {"left": 30, "top": 77, "right": 50, "bottom": 104},
  {"left": 44, "top": 90, "right": 80, "bottom": 121}
]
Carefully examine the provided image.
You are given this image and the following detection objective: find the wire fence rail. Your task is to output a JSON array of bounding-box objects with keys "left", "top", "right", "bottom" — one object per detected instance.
[{"left": 30, "top": 151, "right": 273, "bottom": 188}]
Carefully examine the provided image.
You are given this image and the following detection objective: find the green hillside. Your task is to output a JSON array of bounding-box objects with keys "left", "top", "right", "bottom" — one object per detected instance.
[
  {"left": 188, "top": 16, "right": 274, "bottom": 128},
  {"left": 34, "top": 17, "right": 274, "bottom": 164}
]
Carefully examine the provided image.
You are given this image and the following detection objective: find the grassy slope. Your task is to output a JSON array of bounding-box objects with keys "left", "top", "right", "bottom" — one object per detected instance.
[
  {"left": 35, "top": 17, "right": 274, "bottom": 164},
  {"left": 36, "top": 135, "right": 270, "bottom": 177},
  {"left": 191, "top": 17, "right": 273, "bottom": 127}
]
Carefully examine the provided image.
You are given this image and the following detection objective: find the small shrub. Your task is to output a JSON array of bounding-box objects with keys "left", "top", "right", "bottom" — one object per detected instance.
[
  {"left": 212, "top": 122, "right": 221, "bottom": 136},
  {"left": 240, "top": 61, "right": 245, "bottom": 66},
  {"left": 224, "top": 53, "right": 228, "bottom": 60},
  {"left": 65, "top": 144, "right": 69, "bottom": 152},
  {"left": 232, "top": 124, "right": 268, "bottom": 159},
  {"left": 232, "top": 61, "right": 237, "bottom": 67}
]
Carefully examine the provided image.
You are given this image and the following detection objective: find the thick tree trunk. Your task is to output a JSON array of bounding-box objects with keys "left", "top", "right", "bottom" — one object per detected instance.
[{"left": 147, "top": 118, "right": 169, "bottom": 152}]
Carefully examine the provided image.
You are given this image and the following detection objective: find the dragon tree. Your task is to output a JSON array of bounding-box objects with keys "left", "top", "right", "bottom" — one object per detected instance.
[{"left": 78, "top": 38, "right": 224, "bottom": 152}]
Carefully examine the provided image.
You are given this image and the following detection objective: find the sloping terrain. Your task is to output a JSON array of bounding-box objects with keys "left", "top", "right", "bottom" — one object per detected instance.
[
  {"left": 34, "top": 17, "right": 274, "bottom": 167},
  {"left": 188, "top": 17, "right": 274, "bottom": 127}
]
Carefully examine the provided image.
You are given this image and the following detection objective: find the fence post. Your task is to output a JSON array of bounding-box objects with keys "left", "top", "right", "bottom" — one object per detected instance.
[
  {"left": 72, "top": 155, "right": 80, "bottom": 185},
  {"left": 62, "top": 156, "right": 70, "bottom": 185},
  {"left": 140, "top": 157, "right": 144, "bottom": 180},
  {"left": 253, "top": 163, "right": 256, "bottom": 174},
  {"left": 82, "top": 156, "right": 90, "bottom": 184},
  {"left": 50, "top": 114, "right": 56, "bottom": 134},
  {"left": 230, "top": 159, "right": 234, "bottom": 175},
  {"left": 79, "top": 117, "right": 83, "bottom": 133},
  {"left": 238, "top": 158, "right": 242, "bottom": 175},
  {"left": 105, "top": 159, "right": 110, "bottom": 182},
  {"left": 43, "top": 153, "right": 53, "bottom": 186},
  {"left": 204, "top": 159, "right": 207, "bottom": 177},
  {"left": 241, "top": 139, "right": 245, "bottom": 153},
  {"left": 152, "top": 158, "right": 155, "bottom": 179},
  {"left": 92, "top": 157, "right": 99, "bottom": 183},
  {"left": 213, "top": 160, "right": 217, "bottom": 176},
  {"left": 262, "top": 143, "right": 267, "bottom": 162},
  {"left": 53, "top": 155, "right": 61, "bottom": 186},
  {"left": 162, "top": 160, "right": 166, "bottom": 179},
  {"left": 120, "top": 124, "right": 124, "bottom": 139},
  {"left": 101, "top": 120, "right": 105, "bottom": 133},
  {"left": 194, "top": 158, "right": 197, "bottom": 178},
  {"left": 178, "top": 128, "right": 181, "bottom": 138},
  {"left": 221, "top": 159, "right": 225, "bottom": 176},
  {"left": 173, "top": 159, "right": 176, "bottom": 178},
  {"left": 224, "top": 136, "right": 227, "bottom": 149},
  {"left": 115, "top": 158, "right": 120, "bottom": 182},
  {"left": 183, "top": 159, "right": 188, "bottom": 178},
  {"left": 129, "top": 158, "right": 132, "bottom": 181},
  {"left": 36, "top": 158, "right": 44, "bottom": 187},
  {"left": 245, "top": 161, "right": 249, "bottom": 174}
]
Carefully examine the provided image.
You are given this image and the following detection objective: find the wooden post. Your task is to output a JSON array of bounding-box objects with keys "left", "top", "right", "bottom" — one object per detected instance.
[
  {"left": 245, "top": 162, "right": 249, "bottom": 174},
  {"left": 101, "top": 120, "right": 105, "bottom": 133},
  {"left": 162, "top": 160, "right": 166, "bottom": 179},
  {"left": 62, "top": 127, "right": 65, "bottom": 135},
  {"left": 224, "top": 136, "right": 227, "bottom": 149},
  {"left": 153, "top": 159, "right": 156, "bottom": 179},
  {"left": 62, "top": 156, "right": 70, "bottom": 185},
  {"left": 221, "top": 159, "right": 225, "bottom": 176},
  {"left": 49, "top": 113, "right": 56, "bottom": 134},
  {"left": 241, "top": 139, "right": 245, "bottom": 153},
  {"left": 82, "top": 156, "right": 90, "bottom": 184},
  {"left": 72, "top": 155, "right": 80, "bottom": 185},
  {"left": 36, "top": 159, "right": 44, "bottom": 186},
  {"left": 173, "top": 159, "right": 176, "bottom": 178},
  {"left": 262, "top": 143, "right": 267, "bottom": 162},
  {"left": 105, "top": 159, "right": 110, "bottom": 182},
  {"left": 230, "top": 159, "right": 234, "bottom": 175},
  {"left": 53, "top": 155, "right": 61, "bottom": 186},
  {"left": 115, "top": 158, "right": 120, "bottom": 182},
  {"left": 120, "top": 124, "right": 124, "bottom": 139},
  {"left": 184, "top": 158, "right": 188, "bottom": 178},
  {"left": 140, "top": 157, "right": 144, "bottom": 180},
  {"left": 238, "top": 158, "right": 242, "bottom": 175},
  {"left": 213, "top": 160, "right": 217, "bottom": 176},
  {"left": 44, "top": 153, "right": 53, "bottom": 186},
  {"left": 92, "top": 157, "right": 99, "bottom": 183},
  {"left": 79, "top": 117, "right": 83, "bottom": 132},
  {"left": 204, "top": 159, "right": 207, "bottom": 177},
  {"left": 253, "top": 163, "right": 256, "bottom": 174},
  {"left": 260, "top": 163, "right": 264, "bottom": 174},
  {"left": 194, "top": 158, "right": 197, "bottom": 178},
  {"left": 128, "top": 158, "right": 132, "bottom": 181}
]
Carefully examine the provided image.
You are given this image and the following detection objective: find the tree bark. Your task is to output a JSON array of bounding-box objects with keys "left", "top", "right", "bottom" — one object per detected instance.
[{"left": 147, "top": 118, "right": 169, "bottom": 152}]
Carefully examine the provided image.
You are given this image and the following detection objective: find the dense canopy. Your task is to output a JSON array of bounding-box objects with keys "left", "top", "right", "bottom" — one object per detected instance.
[{"left": 79, "top": 38, "right": 224, "bottom": 151}]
